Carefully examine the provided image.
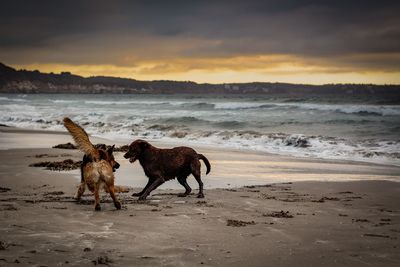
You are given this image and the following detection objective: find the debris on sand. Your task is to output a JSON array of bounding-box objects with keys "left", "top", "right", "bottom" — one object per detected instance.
[
  {"left": 353, "top": 219, "right": 370, "bottom": 223},
  {"left": 363, "top": 233, "right": 390, "bottom": 239},
  {"left": 312, "top": 196, "right": 340, "bottom": 203},
  {"left": 54, "top": 142, "right": 123, "bottom": 151},
  {"left": 374, "top": 222, "right": 391, "bottom": 227},
  {"left": 379, "top": 208, "right": 393, "bottom": 213},
  {"left": 224, "top": 188, "right": 238, "bottom": 192},
  {"left": 1, "top": 204, "right": 18, "bottom": 211},
  {"left": 114, "top": 145, "right": 129, "bottom": 152},
  {"left": 324, "top": 197, "right": 340, "bottom": 201},
  {"left": 226, "top": 219, "right": 256, "bottom": 227},
  {"left": 259, "top": 193, "right": 276, "bottom": 200},
  {"left": 52, "top": 142, "right": 77, "bottom": 149},
  {"left": 0, "top": 241, "right": 8, "bottom": 250},
  {"left": 29, "top": 159, "right": 82, "bottom": 171},
  {"left": 0, "top": 187, "right": 11, "bottom": 193},
  {"left": 138, "top": 255, "right": 156, "bottom": 259},
  {"left": 93, "top": 255, "right": 112, "bottom": 265},
  {"left": 263, "top": 210, "right": 294, "bottom": 218}
]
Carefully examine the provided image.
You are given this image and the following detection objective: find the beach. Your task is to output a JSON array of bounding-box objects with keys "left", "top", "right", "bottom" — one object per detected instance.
[
  {"left": 0, "top": 126, "right": 400, "bottom": 266},
  {"left": 2, "top": 0, "right": 400, "bottom": 266}
]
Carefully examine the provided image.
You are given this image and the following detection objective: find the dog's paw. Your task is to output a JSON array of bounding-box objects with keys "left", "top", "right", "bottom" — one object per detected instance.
[
  {"left": 95, "top": 204, "right": 101, "bottom": 211},
  {"left": 177, "top": 193, "right": 188, "bottom": 197},
  {"left": 73, "top": 193, "right": 81, "bottom": 201},
  {"left": 131, "top": 192, "right": 141, "bottom": 197},
  {"left": 138, "top": 196, "right": 147, "bottom": 201},
  {"left": 114, "top": 201, "right": 122, "bottom": 210},
  {"left": 197, "top": 193, "right": 205, "bottom": 198}
]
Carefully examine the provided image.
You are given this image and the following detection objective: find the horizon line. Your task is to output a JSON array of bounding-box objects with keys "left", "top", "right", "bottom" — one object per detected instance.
[{"left": 3, "top": 62, "right": 400, "bottom": 87}]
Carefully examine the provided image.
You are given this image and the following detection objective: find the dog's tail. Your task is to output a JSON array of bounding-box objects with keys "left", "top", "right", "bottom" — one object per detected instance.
[
  {"left": 198, "top": 154, "right": 211, "bottom": 175},
  {"left": 63, "top": 117, "right": 99, "bottom": 160}
]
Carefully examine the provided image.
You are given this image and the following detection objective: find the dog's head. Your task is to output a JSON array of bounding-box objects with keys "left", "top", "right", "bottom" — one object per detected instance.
[
  {"left": 98, "top": 144, "right": 120, "bottom": 172},
  {"left": 123, "top": 139, "right": 150, "bottom": 163}
]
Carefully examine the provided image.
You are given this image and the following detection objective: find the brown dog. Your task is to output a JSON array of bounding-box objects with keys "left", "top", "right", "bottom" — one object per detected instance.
[
  {"left": 63, "top": 117, "right": 121, "bottom": 211},
  {"left": 79, "top": 144, "right": 128, "bottom": 195},
  {"left": 124, "top": 139, "right": 211, "bottom": 200}
]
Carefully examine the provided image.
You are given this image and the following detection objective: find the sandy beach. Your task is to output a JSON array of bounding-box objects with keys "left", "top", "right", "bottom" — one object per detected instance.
[{"left": 1, "top": 126, "right": 399, "bottom": 266}]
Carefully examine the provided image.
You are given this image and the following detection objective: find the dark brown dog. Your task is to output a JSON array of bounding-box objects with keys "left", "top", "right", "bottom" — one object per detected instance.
[{"left": 123, "top": 139, "right": 211, "bottom": 200}]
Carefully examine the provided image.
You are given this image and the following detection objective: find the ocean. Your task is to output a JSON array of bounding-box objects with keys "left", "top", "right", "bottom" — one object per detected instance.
[{"left": 1, "top": 94, "right": 399, "bottom": 166}]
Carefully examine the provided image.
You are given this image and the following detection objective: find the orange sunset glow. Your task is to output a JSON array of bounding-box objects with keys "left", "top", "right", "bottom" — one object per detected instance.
[{"left": 1, "top": 1, "right": 400, "bottom": 84}]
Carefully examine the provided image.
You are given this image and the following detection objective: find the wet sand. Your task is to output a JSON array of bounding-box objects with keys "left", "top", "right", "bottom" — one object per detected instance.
[{"left": 0, "top": 127, "right": 399, "bottom": 266}]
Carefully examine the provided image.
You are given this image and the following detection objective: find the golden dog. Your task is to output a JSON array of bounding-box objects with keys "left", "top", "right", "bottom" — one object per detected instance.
[{"left": 63, "top": 117, "right": 121, "bottom": 211}]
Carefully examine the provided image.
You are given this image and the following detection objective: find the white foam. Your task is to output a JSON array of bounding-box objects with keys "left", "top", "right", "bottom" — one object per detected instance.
[
  {"left": 84, "top": 100, "right": 175, "bottom": 106},
  {"left": 274, "top": 103, "right": 400, "bottom": 116},
  {"left": 214, "top": 102, "right": 268, "bottom": 110},
  {"left": 50, "top": 99, "right": 81, "bottom": 103},
  {"left": 0, "top": 97, "right": 29, "bottom": 102}
]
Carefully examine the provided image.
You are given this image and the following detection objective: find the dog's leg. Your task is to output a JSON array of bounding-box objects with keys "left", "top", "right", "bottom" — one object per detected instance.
[
  {"left": 74, "top": 181, "right": 86, "bottom": 200},
  {"left": 94, "top": 184, "right": 101, "bottom": 211},
  {"left": 177, "top": 176, "right": 192, "bottom": 197},
  {"left": 106, "top": 183, "right": 122, "bottom": 210},
  {"left": 193, "top": 175, "right": 204, "bottom": 198},
  {"left": 132, "top": 178, "right": 153, "bottom": 197},
  {"left": 76, "top": 161, "right": 87, "bottom": 200},
  {"left": 191, "top": 160, "right": 204, "bottom": 198},
  {"left": 138, "top": 176, "right": 165, "bottom": 200}
]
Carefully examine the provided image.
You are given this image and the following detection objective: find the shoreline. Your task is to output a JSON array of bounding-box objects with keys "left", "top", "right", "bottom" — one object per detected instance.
[
  {"left": 2, "top": 125, "right": 399, "bottom": 169},
  {"left": 1, "top": 126, "right": 399, "bottom": 189}
]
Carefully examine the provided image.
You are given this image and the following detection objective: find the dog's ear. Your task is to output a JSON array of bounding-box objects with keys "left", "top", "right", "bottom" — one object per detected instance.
[
  {"left": 107, "top": 144, "right": 115, "bottom": 154},
  {"left": 97, "top": 144, "right": 107, "bottom": 150}
]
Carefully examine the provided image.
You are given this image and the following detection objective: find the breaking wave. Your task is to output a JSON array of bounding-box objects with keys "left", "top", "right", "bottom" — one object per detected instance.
[{"left": 43, "top": 98, "right": 400, "bottom": 117}]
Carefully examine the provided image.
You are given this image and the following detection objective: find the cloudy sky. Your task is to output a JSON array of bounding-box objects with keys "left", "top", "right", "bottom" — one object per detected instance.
[{"left": 1, "top": 0, "right": 399, "bottom": 84}]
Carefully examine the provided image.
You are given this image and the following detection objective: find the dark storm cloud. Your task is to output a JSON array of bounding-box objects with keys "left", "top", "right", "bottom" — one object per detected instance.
[{"left": 0, "top": 0, "right": 399, "bottom": 69}]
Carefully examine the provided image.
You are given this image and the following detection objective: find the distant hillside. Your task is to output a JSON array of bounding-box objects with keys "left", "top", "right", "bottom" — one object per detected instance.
[{"left": 1, "top": 62, "right": 399, "bottom": 99}]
